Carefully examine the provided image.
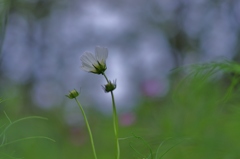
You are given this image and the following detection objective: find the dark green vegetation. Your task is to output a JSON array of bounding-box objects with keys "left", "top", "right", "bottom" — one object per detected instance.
[{"left": 1, "top": 60, "right": 240, "bottom": 159}]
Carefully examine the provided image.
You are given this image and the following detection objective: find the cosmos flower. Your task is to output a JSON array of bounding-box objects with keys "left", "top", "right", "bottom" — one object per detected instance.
[{"left": 80, "top": 46, "right": 108, "bottom": 74}]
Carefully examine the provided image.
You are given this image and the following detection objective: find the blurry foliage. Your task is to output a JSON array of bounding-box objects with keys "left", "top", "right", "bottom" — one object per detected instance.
[
  {"left": 0, "top": 99, "right": 54, "bottom": 159},
  {"left": 134, "top": 60, "right": 240, "bottom": 159},
  {"left": 0, "top": 0, "right": 57, "bottom": 55},
  {"left": 0, "top": 60, "right": 240, "bottom": 158},
  {"left": 10, "top": 0, "right": 56, "bottom": 19},
  {"left": 1, "top": 0, "right": 240, "bottom": 158},
  {"left": 0, "top": 0, "right": 10, "bottom": 55},
  {"left": 0, "top": 0, "right": 55, "bottom": 18},
  {"left": 1, "top": 0, "right": 240, "bottom": 109}
]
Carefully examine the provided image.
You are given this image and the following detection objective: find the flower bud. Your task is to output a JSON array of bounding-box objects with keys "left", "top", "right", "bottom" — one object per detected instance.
[
  {"left": 102, "top": 80, "right": 117, "bottom": 93},
  {"left": 66, "top": 89, "right": 79, "bottom": 99}
]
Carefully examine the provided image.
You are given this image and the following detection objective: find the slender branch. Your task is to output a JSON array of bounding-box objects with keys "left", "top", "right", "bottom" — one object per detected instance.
[
  {"left": 111, "top": 91, "right": 120, "bottom": 159},
  {"left": 102, "top": 72, "right": 120, "bottom": 159},
  {"left": 0, "top": 116, "right": 48, "bottom": 138},
  {"left": 74, "top": 98, "right": 98, "bottom": 159},
  {"left": 102, "top": 73, "right": 109, "bottom": 83},
  {"left": 0, "top": 136, "right": 55, "bottom": 148}
]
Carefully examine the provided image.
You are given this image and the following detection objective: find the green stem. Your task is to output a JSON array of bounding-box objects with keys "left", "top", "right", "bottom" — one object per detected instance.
[
  {"left": 74, "top": 98, "right": 98, "bottom": 159},
  {"left": 111, "top": 91, "right": 120, "bottom": 159},
  {"left": 102, "top": 73, "right": 109, "bottom": 83},
  {"left": 102, "top": 73, "right": 120, "bottom": 159}
]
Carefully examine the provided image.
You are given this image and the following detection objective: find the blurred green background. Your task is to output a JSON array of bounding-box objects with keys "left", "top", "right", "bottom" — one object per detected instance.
[
  {"left": 1, "top": 61, "right": 240, "bottom": 159},
  {"left": 1, "top": 0, "right": 240, "bottom": 158}
]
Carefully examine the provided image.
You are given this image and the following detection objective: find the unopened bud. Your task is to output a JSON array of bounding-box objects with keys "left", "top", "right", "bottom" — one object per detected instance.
[
  {"left": 66, "top": 89, "right": 79, "bottom": 99},
  {"left": 102, "top": 80, "right": 117, "bottom": 93}
]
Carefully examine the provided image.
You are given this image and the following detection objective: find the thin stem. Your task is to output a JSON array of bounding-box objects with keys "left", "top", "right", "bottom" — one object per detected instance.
[
  {"left": 111, "top": 91, "right": 120, "bottom": 159},
  {"left": 74, "top": 98, "right": 98, "bottom": 159},
  {"left": 0, "top": 116, "right": 48, "bottom": 138},
  {"left": 102, "top": 73, "right": 109, "bottom": 83},
  {"left": 102, "top": 73, "right": 120, "bottom": 159},
  {"left": 0, "top": 136, "right": 55, "bottom": 148}
]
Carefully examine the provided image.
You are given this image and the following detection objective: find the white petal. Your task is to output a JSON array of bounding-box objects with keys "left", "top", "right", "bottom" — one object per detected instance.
[
  {"left": 81, "top": 52, "right": 97, "bottom": 65},
  {"left": 81, "top": 61, "right": 94, "bottom": 69},
  {"left": 95, "top": 46, "right": 108, "bottom": 62},
  {"left": 80, "top": 52, "right": 99, "bottom": 72},
  {"left": 81, "top": 58, "right": 92, "bottom": 67},
  {"left": 81, "top": 65, "right": 95, "bottom": 72}
]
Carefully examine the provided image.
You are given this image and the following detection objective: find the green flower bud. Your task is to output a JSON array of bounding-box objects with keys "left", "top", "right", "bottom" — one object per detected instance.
[
  {"left": 66, "top": 89, "right": 79, "bottom": 99},
  {"left": 102, "top": 80, "right": 117, "bottom": 93}
]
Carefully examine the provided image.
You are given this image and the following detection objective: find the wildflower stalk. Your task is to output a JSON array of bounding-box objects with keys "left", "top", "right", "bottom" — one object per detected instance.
[
  {"left": 102, "top": 73, "right": 120, "bottom": 159},
  {"left": 80, "top": 46, "right": 119, "bottom": 159},
  {"left": 74, "top": 98, "right": 98, "bottom": 159}
]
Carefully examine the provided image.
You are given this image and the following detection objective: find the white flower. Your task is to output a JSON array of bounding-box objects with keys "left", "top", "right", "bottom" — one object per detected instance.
[{"left": 80, "top": 46, "right": 108, "bottom": 74}]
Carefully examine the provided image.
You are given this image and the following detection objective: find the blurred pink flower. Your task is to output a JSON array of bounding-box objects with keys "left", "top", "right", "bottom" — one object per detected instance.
[
  {"left": 141, "top": 79, "right": 168, "bottom": 97},
  {"left": 69, "top": 127, "right": 86, "bottom": 146},
  {"left": 119, "top": 113, "right": 136, "bottom": 126}
]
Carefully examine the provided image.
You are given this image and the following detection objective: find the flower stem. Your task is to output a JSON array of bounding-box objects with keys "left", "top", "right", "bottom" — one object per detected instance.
[
  {"left": 110, "top": 91, "right": 120, "bottom": 159},
  {"left": 102, "top": 73, "right": 109, "bottom": 83},
  {"left": 74, "top": 98, "right": 98, "bottom": 159},
  {"left": 102, "top": 73, "right": 120, "bottom": 159}
]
